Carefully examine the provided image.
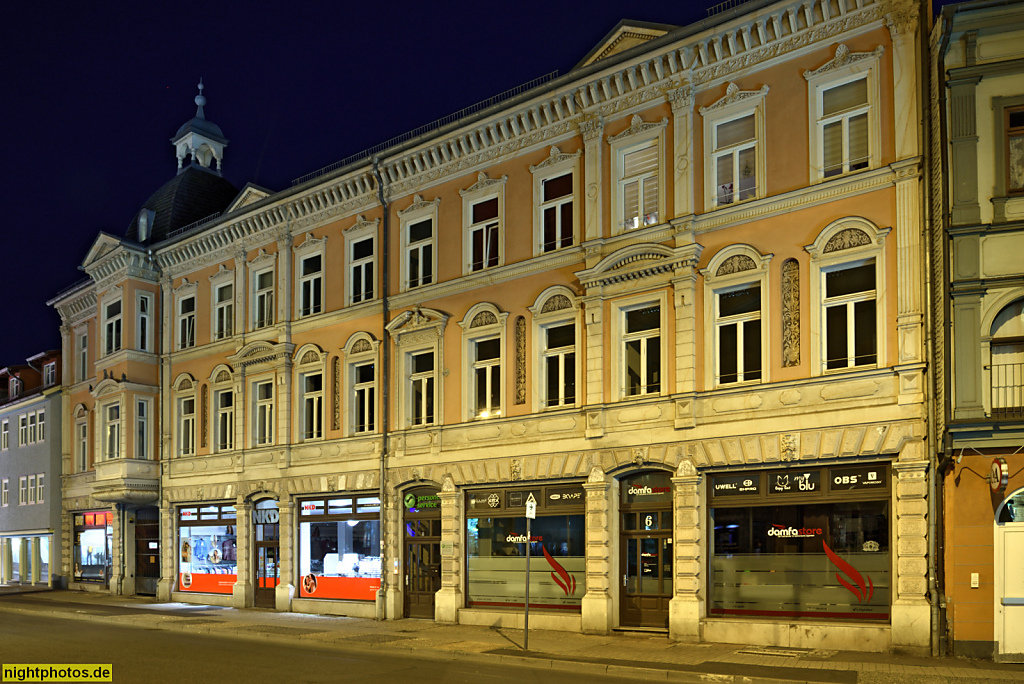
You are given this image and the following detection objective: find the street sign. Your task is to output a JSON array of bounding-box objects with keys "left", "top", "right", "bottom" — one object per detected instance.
[{"left": 525, "top": 492, "right": 537, "bottom": 519}]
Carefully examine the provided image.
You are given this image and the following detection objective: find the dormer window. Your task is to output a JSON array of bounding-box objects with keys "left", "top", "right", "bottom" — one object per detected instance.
[
  {"left": 8, "top": 378, "right": 20, "bottom": 397},
  {"left": 43, "top": 363, "right": 56, "bottom": 387}
]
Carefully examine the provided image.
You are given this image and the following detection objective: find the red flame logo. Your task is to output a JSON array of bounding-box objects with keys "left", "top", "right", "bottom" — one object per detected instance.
[
  {"left": 541, "top": 545, "right": 577, "bottom": 596},
  {"left": 823, "top": 541, "right": 873, "bottom": 602}
]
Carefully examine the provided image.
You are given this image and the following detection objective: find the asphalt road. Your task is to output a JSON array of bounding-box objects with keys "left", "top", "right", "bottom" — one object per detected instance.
[{"left": 0, "top": 611, "right": 644, "bottom": 684}]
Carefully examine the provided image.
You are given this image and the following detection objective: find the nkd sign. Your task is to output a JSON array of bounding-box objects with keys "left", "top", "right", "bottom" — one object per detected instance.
[{"left": 253, "top": 506, "right": 279, "bottom": 525}]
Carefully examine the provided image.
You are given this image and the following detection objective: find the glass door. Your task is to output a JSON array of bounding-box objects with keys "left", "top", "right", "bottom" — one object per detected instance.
[
  {"left": 254, "top": 543, "right": 279, "bottom": 608},
  {"left": 620, "top": 510, "right": 673, "bottom": 628}
]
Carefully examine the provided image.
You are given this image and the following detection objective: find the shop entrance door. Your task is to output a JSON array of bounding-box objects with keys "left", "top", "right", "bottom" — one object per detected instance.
[
  {"left": 619, "top": 472, "right": 673, "bottom": 629},
  {"left": 134, "top": 507, "right": 160, "bottom": 596},
  {"left": 403, "top": 488, "right": 442, "bottom": 618},
  {"left": 999, "top": 524, "right": 1024, "bottom": 654},
  {"left": 253, "top": 500, "right": 279, "bottom": 609}
]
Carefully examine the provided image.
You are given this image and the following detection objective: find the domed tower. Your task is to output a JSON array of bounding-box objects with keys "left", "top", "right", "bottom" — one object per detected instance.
[
  {"left": 126, "top": 81, "right": 239, "bottom": 244},
  {"left": 172, "top": 80, "right": 228, "bottom": 174}
]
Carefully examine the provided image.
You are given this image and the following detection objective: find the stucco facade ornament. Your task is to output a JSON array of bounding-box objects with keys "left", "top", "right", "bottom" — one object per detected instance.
[
  {"left": 699, "top": 83, "right": 769, "bottom": 115},
  {"left": 351, "top": 339, "right": 372, "bottom": 354},
  {"left": 511, "top": 459, "right": 522, "bottom": 481},
  {"left": 632, "top": 448, "right": 647, "bottom": 467},
  {"left": 515, "top": 316, "right": 526, "bottom": 405},
  {"left": 782, "top": 259, "right": 800, "bottom": 367},
  {"left": 469, "top": 311, "right": 498, "bottom": 328},
  {"left": 885, "top": 0, "right": 919, "bottom": 39},
  {"left": 172, "top": 278, "right": 197, "bottom": 296},
  {"left": 577, "top": 116, "right": 604, "bottom": 141},
  {"left": 292, "top": 232, "right": 328, "bottom": 252},
  {"left": 459, "top": 172, "right": 508, "bottom": 197},
  {"left": 201, "top": 385, "right": 209, "bottom": 448},
  {"left": 666, "top": 84, "right": 694, "bottom": 112},
  {"left": 540, "top": 294, "right": 573, "bottom": 313},
  {"left": 803, "top": 44, "right": 885, "bottom": 80},
  {"left": 332, "top": 357, "right": 340, "bottom": 431},
  {"left": 676, "top": 459, "right": 697, "bottom": 478},
  {"left": 716, "top": 254, "right": 757, "bottom": 276},
  {"left": 397, "top": 194, "right": 441, "bottom": 216},
  {"left": 327, "top": 475, "right": 338, "bottom": 492},
  {"left": 823, "top": 228, "right": 872, "bottom": 253},
  {"left": 441, "top": 475, "right": 456, "bottom": 493},
  {"left": 588, "top": 466, "right": 606, "bottom": 484},
  {"left": 248, "top": 248, "right": 276, "bottom": 270},
  {"left": 607, "top": 114, "right": 669, "bottom": 143},
  {"left": 344, "top": 214, "right": 379, "bottom": 235},
  {"left": 529, "top": 146, "right": 581, "bottom": 173},
  {"left": 780, "top": 434, "right": 799, "bottom": 461},
  {"left": 208, "top": 264, "right": 232, "bottom": 282}
]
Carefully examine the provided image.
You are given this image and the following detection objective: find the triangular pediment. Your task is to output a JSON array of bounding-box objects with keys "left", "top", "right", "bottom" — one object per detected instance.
[
  {"left": 81, "top": 233, "right": 126, "bottom": 270},
  {"left": 575, "top": 20, "right": 676, "bottom": 70},
  {"left": 225, "top": 182, "right": 273, "bottom": 214}
]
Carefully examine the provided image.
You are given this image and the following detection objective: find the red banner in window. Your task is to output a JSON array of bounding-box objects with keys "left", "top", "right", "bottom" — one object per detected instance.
[
  {"left": 179, "top": 572, "right": 236, "bottom": 594},
  {"left": 299, "top": 575, "right": 379, "bottom": 601}
]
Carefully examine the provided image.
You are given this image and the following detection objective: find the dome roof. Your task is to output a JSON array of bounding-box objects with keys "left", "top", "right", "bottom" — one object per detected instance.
[
  {"left": 174, "top": 116, "right": 227, "bottom": 144},
  {"left": 125, "top": 165, "right": 239, "bottom": 244}
]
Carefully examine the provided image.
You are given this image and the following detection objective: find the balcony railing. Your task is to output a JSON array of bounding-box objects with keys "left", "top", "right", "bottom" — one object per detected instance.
[{"left": 992, "top": 362, "right": 1024, "bottom": 418}]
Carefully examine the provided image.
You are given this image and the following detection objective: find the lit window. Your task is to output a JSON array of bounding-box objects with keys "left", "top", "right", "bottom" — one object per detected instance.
[
  {"left": 713, "top": 115, "right": 757, "bottom": 206},
  {"left": 299, "top": 254, "right": 323, "bottom": 316},
  {"left": 619, "top": 143, "right": 659, "bottom": 229},
  {"left": 819, "top": 79, "right": 869, "bottom": 178}
]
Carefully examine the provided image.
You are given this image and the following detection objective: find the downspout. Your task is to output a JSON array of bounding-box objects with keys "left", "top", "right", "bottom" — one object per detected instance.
[
  {"left": 372, "top": 158, "right": 391, "bottom": 621},
  {"left": 935, "top": 5, "right": 957, "bottom": 656}
]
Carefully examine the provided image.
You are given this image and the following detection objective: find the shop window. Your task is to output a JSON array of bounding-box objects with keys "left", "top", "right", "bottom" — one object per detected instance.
[
  {"left": 298, "top": 495, "right": 382, "bottom": 600},
  {"left": 177, "top": 505, "right": 237, "bottom": 594},
  {"left": 466, "top": 484, "right": 586, "bottom": 609},
  {"left": 74, "top": 511, "right": 113, "bottom": 584}
]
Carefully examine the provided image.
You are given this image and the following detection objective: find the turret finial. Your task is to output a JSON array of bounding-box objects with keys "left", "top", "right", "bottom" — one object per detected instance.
[{"left": 195, "top": 78, "right": 206, "bottom": 119}]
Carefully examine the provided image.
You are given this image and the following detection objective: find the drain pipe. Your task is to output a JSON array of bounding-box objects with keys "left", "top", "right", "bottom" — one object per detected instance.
[{"left": 372, "top": 158, "right": 391, "bottom": 621}]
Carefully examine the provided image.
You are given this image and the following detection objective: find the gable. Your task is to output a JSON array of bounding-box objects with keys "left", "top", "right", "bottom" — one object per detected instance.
[{"left": 575, "top": 20, "right": 676, "bottom": 70}]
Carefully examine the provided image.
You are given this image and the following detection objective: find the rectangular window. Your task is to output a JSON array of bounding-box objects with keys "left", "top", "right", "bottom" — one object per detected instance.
[
  {"left": 255, "top": 380, "right": 274, "bottom": 446},
  {"left": 472, "top": 338, "right": 501, "bottom": 419},
  {"left": 18, "top": 415, "right": 27, "bottom": 446},
  {"left": 77, "top": 422, "right": 88, "bottom": 472},
  {"left": 27, "top": 412, "right": 37, "bottom": 444},
  {"left": 78, "top": 332, "right": 88, "bottom": 382},
  {"left": 623, "top": 306, "right": 661, "bottom": 396},
  {"left": 410, "top": 352, "right": 435, "bottom": 426},
  {"left": 8, "top": 378, "right": 19, "bottom": 397},
  {"left": 543, "top": 323, "right": 576, "bottom": 408},
  {"left": 215, "top": 391, "right": 234, "bottom": 451},
  {"left": 714, "top": 115, "right": 757, "bottom": 206},
  {"left": 104, "top": 300, "right": 122, "bottom": 355},
  {"left": 620, "top": 143, "right": 659, "bottom": 230},
  {"left": 137, "top": 293, "right": 152, "bottom": 352},
  {"left": 541, "top": 173, "right": 574, "bottom": 251},
  {"left": 18, "top": 476, "right": 27, "bottom": 505},
  {"left": 136, "top": 400, "right": 148, "bottom": 459},
  {"left": 36, "top": 473, "right": 44, "bottom": 505},
  {"left": 179, "top": 397, "right": 195, "bottom": 456},
  {"left": 214, "top": 283, "right": 234, "bottom": 339},
  {"left": 716, "top": 285, "right": 762, "bottom": 385},
  {"left": 105, "top": 404, "right": 120, "bottom": 459},
  {"left": 1008, "top": 106, "right": 1024, "bottom": 194},
  {"left": 27, "top": 475, "right": 36, "bottom": 504},
  {"left": 0, "top": 479, "right": 7, "bottom": 507},
  {"left": 1, "top": 420, "right": 8, "bottom": 450},
  {"left": 351, "top": 238, "right": 374, "bottom": 304},
  {"left": 352, "top": 362, "right": 375, "bottom": 433},
  {"left": 36, "top": 410, "right": 44, "bottom": 443},
  {"left": 470, "top": 198, "right": 500, "bottom": 271},
  {"left": 299, "top": 254, "right": 323, "bottom": 316},
  {"left": 254, "top": 269, "right": 275, "bottom": 329},
  {"left": 179, "top": 295, "right": 196, "bottom": 349},
  {"left": 406, "top": 219, "right": 433, "bottom": 289},
  {"left": 820, "top": 78, "right": 869, "bottom": 178},
  {"left": 43, "top": 362, "right": 56, "bottom": 386},
  {"left": 824, "top": 263, "right": 876, "bottom": 370},
  {"left": 302, "top": 373, "right": 323, "bottom": 440}
]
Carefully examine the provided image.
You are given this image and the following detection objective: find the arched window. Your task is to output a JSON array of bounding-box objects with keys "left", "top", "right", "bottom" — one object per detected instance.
[{"left": 990, "top": 299, "right": 1024, "bottom": 416}]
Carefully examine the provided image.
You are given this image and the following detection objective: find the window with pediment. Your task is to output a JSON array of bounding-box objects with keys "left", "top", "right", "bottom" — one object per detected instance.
[{"left": 529, "top": 287, "right": 579, "bottom": 411}]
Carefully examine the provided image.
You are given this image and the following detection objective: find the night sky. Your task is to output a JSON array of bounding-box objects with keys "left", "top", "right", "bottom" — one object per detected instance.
[{"left": 1, "top": 1, "right": 945, "bottom": 367}]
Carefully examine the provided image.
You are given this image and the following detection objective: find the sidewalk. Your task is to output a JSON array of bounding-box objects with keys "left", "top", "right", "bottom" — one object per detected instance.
[{"left": 1, "top": 590, "right": 1022, "bottom": 683}]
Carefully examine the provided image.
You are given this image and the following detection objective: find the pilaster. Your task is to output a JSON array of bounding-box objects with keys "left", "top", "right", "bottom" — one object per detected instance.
[
  {"left": 579, "top": 117, "right": 604, "bottom": 243},
  {"left": 892, "top": 159, "right": 926, "bottom": 404},
  {"left": 581, "top": 467, "right": 612, "bottom": 634},
  {"left": 109, "top": 506, "right": 124, "bottom": 595},
  {"left": 157, "top": 504, "right": 174, "bottom": 600},
  {"left": 668, "top": 85, "right": 694, "bottom": 219},
  {"left": 952, "top": 293, "right": 986, "bottom": 419},
  {"left": 887, "top": 0, "right": 921, "bottom": 162},
  {"left": 669, "top": 460, "right": 703, "bottom": 641},
  {"left": 583, "top": 296, "right": 604, "bottom": 437},
  {"left": 232, "top": 499, "right": 253, "bottom": 608},
  {"left": 382, "top": 485, "right": 402, "bottom": 620},
  {"left": 275, "top": 496, "right": 295, "bottom": 611},
  {"left": 233, "top": 249, "right": 247, "bottom": 335},
  {"left": 891, "top": 446, "right": 930, "bottom": 654},
  {"left": 276, "top": 230, "right": 293, "bottom": 328},
  {"left": 435, "top": 476, "right": 463, "bottom": 623},
  {"left": 672, "top": 269, "right": 698, "bottom": 427}
]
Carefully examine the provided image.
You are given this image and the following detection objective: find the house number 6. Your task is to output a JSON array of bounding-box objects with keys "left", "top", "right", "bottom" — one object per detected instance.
[{"left": 645, "top": 515, "right": 654, "bottom": 528}]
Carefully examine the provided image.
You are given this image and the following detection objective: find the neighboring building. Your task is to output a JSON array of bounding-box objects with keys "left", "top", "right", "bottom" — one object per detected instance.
[
  {"left": 50, "top": 0, "right": 931, "bottom": 654},
  {"left": 933, "top": 0, "right": 1024, "bottom": 662},
  {"left": 0, "top": 351, "right": 63, "bottom": 588}
]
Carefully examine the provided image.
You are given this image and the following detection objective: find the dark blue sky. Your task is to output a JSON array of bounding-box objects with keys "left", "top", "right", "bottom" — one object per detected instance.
[{"left": 0, "top": 1, "right": 944, "bottom": 366}]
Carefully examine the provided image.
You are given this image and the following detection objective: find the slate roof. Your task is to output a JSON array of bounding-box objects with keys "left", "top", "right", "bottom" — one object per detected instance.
[{"left": 125, "top": 165, "right": 239, "bottom": 244}]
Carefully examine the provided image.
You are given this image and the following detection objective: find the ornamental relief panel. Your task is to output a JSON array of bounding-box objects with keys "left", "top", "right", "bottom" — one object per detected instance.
[{"left": 781, "top": 258, "right": 800, "bottom": 367}]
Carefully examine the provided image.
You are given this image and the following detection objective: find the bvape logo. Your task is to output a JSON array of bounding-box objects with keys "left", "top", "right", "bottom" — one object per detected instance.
[{"left": 823, "top": 541, "right": 874, "bottom": 602}]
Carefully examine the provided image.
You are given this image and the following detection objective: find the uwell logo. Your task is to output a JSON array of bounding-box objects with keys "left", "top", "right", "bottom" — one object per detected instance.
[
  {"left": 628, "top": 486, "right": 670, "bottom": 496},
  {"left": 767, "top": 524, "right": 822, "bottom": 538}
]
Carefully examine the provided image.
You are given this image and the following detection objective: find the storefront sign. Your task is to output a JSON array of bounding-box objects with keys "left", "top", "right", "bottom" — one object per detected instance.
[
  {"left": 252, "top": 507, "right": 279, "bottom": 525},
  {"left": 767, "top": 524, "right": 823, "bottom": 538},
  {"left": 830, "top": 465, "right": 887, "bottom": 492},
  {"left": 769, "top": 470, "right": 820, "bottom": 494},
  {"left": 547, "top": 487, "right": 584, "bottom": 505},
  {"left": 404, "top": 491, "right": 441, "bottom": 510},
  {"left": 712, "top": 474, "right": 760, "bottom": 497},
  {"left": 621, "top": 472, "right": 673, "bottom": 504}
]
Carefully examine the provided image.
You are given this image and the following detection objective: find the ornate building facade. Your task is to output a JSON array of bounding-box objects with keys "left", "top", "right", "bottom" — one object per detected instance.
[{"left": 50, "top": 0, "right": 931, "bottom": 654}]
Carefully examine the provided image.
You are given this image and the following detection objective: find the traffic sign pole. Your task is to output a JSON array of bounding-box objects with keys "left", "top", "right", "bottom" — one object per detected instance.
[{"left": 524, "top": 492, "right": 537, "bottom": 651}]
